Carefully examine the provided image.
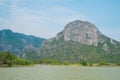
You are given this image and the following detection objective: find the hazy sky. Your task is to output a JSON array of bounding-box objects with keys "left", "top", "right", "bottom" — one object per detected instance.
[{"left": 0, "top": 0, "right": 120, "bottom": 41}]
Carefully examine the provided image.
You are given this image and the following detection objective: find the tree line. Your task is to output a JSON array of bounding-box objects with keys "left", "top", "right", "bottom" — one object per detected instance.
[
  {"left": 0, "top": 52, "right": 119, "bottom": 67},
  {"left": 0, "top": 52, "right": 33, "bottom": 67}
]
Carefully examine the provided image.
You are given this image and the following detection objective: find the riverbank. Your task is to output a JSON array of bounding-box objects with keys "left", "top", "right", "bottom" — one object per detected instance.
[
  {"left": 33, "top": 63, "right": 120, "bottom": 67},
  {"left": 1, "top": 62, "right": 120, "bottom": 67}
]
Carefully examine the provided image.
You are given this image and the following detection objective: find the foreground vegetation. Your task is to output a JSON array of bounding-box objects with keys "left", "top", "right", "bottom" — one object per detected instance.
[
  {"left": 37, "top": 59, "right": 120, "bottom": 67},
  {"left": 0, "top": 52, "right": 120, "bottom": 67},
  {"left": 40, "top": 37, "right": 120, "bottom": 64},
  {"left": 0, "top": 52, "right": 33, "bottom": 67}
]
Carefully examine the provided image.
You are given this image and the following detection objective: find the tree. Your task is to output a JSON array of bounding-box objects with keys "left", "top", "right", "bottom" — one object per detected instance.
[
  {"left": 81, "top": 61, "right": 88, "bottom": 66},
  {"left": 0, "top": 52, "right": 17, "bottom": 66},
  {"left": 0, "top": 52, "right": 33, "bottom": 66},
  {"left": 0, "top": 61, "right": 3, "bottom": 66}
]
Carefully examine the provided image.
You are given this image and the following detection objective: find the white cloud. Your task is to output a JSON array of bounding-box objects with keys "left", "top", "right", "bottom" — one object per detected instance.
[
  {"left": 0, "top": 0, "right": 100, "bottom": 39},
  {"left": 0, "top": 0, "right": 120, "bottom": 42},
  {"left": 2, "top": 0, "right": 88, "bottom": 38}
]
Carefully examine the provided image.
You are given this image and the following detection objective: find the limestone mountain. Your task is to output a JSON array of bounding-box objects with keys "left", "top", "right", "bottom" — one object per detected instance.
[
  {"left": 40, "top": 20, "right": 120, "bottom": 64},
  {"left": 57, "top": 20, "right": 102, "bottom": 46},
  {"left": 0, "top": 29, "right": 45, "bottom": 57}
]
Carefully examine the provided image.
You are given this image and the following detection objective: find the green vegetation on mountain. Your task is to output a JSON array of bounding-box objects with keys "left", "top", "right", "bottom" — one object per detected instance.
[
  {"left": 0, "top": 20, "right": 120, "bottom": 66},
  {"left": 40, "top": 20, "right": 120, "bottom": 64},
  {"left": 40, "top": 37, "right": 120, "bottom": 64},
  {"left": 0, "top": 29, "right": 45, "bottom": 56}
]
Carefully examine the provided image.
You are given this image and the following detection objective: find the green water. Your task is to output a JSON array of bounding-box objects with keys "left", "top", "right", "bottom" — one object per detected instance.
[{"left": 0, "top": 65, "right": 120, "bottom": 80}]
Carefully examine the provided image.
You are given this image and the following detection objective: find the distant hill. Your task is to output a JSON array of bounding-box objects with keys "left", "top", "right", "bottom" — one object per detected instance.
[
  {"left": 0, "top": 29, "right": 45, "bottom": 58},
  {"left": 1, "top": 20, "right": 120, "bottom": 64},
  {"left": 40, "top": 20, "right": 120, "bottom": 64}
]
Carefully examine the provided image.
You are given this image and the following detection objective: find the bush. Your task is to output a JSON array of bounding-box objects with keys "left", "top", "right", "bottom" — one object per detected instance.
[
  {"left": 81, "top": 61, "right": 88, "bottom": 66},
  {"left": 98, "top": 62, "right": 109, "bottom": 65},
  {"left": 0, "top": 52, "right": 17, "bottom": 66},
  {"left": 116, "top": 62, "right": 120, "bottom": 65},
  {"left": 39, "top": 59, "right": 61, "bottom": 65},
  {"left": 63, "top": 61, "right": 70, "bottom": 65},
  {"left": 89, "top": 62, "right": 93, "bottom": 66},
  {"left": 0, "top": 52, "right": 33, "bottom": 66},
  {"left": 12, "top": 58, "right": 34, "bottom": 65}
]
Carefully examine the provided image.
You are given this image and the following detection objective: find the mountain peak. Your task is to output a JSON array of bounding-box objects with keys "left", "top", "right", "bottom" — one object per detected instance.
[
  {"left": 64, "top": 20, "right": 95, "bottom": 29},
  {"left": 57, "top": 20, "right": 102, "bottom": 45},
  {"left": 0, "top": 29, "right": 13, "bottom": 33},
  {"left": 0, "top": 29, "right": 45, "bottom": 55},
  {"left": 40, "top": 20, "right": 120, "bottom": 63}
]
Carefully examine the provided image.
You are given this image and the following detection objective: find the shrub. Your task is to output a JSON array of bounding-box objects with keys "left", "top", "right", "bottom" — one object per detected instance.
[
  {"left": 98, "top": 62, "right": 109, "bottom": 65},
  {"left": 81, "top": 61, "right": 88, "bottom": 66},
  {"left": 0, "top": 52, "right": 33, "bottom": 66}
]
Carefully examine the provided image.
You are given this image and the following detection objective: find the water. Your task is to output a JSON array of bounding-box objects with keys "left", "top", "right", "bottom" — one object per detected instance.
[{"left": 0, "top": 65, "right": 120, "bottom": 80}]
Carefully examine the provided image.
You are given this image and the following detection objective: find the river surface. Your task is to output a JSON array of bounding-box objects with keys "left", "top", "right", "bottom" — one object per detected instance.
[{"left": 0, "top": 65, "right": 120, "bottom": 80}]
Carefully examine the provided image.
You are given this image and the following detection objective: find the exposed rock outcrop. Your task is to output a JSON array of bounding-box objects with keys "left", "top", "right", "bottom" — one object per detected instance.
[
  {"left": 40, "top": 20, "right": 120, "bottom": 63},
  {"left": 57, "top": 20, "right": 102, "bottom": 46}
]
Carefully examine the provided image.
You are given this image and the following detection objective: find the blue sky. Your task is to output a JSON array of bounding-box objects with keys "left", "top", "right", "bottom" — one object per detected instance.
[{"left": 0, "top": 0, "right": 120, "bottom": 41}]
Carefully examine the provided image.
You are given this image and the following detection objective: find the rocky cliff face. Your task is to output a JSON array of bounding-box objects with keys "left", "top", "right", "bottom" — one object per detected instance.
[
  {"left": 56, "top": 20, "right": 102, "bottom": 46},
  {"left": 40, "top": 20, "right": 120, "bottom": 63}
]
